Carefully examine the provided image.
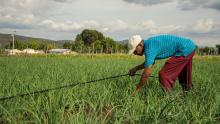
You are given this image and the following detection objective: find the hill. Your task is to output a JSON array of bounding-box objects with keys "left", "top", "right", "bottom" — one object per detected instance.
[{"left": 0, "top": 33, "right": 72, "bottom": 48}]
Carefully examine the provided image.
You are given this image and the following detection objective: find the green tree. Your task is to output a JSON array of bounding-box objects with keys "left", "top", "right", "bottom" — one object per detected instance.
[
  {"left": 27, "top": 40, "right": 41, "bottom": 50},
  {"left": 39, "top": 42, "right": 47, "bottom": 51},
  {"left": 73, "top": 40, "right": 84, "bottom": 53},
  {"left": 94, "top": 40, "right": 102, "bottom": 53},
  {"left": 63, "top": 42, "right": 72, "bottom": 49},
  {"left": 5, "top": 40, "right": 26, "bottom": 50},
  {"left": 81, "top": 29, "right": 104, "bottom": 45},
  {"left": 102, "top": 37, "right": 116, "bottom": 53},
  {"left": 47, "top": 43, "right": 57, "bottom": 50},
  {"left": 216, "top": 45, "right": 220, "bottom": 54},
  {"left": 74, "top": 29, "right": 128, "bottom": 54}
]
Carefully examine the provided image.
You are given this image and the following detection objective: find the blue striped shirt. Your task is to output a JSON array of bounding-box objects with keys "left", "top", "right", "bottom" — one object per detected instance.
[{"left": 144, "top": 34, "right": 196, "bottom": 67}]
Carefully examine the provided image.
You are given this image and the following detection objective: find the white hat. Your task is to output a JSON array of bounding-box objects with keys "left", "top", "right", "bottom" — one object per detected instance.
[{"left": 128, "top": 35, "right": 142, "bottom": 54}]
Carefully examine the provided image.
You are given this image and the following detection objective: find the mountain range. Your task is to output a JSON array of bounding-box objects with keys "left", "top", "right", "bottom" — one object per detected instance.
[{"left": 0, "top": 33, "right": 73, "bottom": 48}]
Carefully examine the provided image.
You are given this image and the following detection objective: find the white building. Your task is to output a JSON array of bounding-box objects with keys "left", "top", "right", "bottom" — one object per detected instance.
[
  {"left": 22, "top": 49, "right": 45, "bottom": 54},
  {"left": 5, "top": 49, "right": 22, "bottom": 55},
  {"left": 48, "top": 49, "right": 72, "bottom": 54},
  {"left": 22, "top": 49, "right": 37, "bottom": 54}
]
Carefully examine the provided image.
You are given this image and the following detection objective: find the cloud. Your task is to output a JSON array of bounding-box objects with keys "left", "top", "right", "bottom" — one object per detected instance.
[
  {"left": 177, "top": 0, "right": 220, "bottom": 11},
  {"left": 0, "top": 0, "right": 78, "bottom": 30},
  {"left": 189, "top": 18, "right": 220, "bottom": 39},
  {"left": 104, "top": 20, "right": 129, "bottom": 32},
  {"left": 0, "top": 23, "right": 31, "bottom": 29},
  {"left": 38, "top": 19, "right": 99, "bottom": 31},
  {"left": 102, "top": 19, "right": 184, "bottom": 36},
  {"left": 123, "top": 0, "right": 174, "bottom": 6},
  {"left": 0, "top": 0, "right": 70, "bottom": 17},
  {"left": 141, "top": 20, "right": 184, "bottom": 34},
  {"left": 193, "top": 19, "right": 214, "bottom": 33},
  {"left": 123, "top": 0, "right": 220, "bottom": 11},
  {"left": 0, "top": 13, "right": 38, "bottom": 29},
  {"left": 53, "top": 0, "right": 75, "bottom": 3}
]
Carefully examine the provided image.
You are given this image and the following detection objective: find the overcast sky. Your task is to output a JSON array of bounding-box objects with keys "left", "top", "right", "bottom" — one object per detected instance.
[{"left": 0, "top": 0, "right": 220, "bottom": 46}]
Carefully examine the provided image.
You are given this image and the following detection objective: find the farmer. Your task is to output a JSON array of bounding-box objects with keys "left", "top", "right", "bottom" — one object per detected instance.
[{"left": 128, "top": 34, "right": 196, "bottom": 93}]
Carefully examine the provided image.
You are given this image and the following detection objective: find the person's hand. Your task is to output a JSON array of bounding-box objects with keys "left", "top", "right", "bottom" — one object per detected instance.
[
  {"left": 131, "top": 83, "right": 142, "bottom": 96},
  {"left": 136, "top": 83, "right": 143, "bottom": 91},
  {"left": 128, "top": 68, "right": 137, "bottom": 76}
]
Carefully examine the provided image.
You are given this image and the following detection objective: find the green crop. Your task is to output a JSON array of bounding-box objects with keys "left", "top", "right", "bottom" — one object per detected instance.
[{"left": 0, "top": 55, "right": 219, "bottom": 124}]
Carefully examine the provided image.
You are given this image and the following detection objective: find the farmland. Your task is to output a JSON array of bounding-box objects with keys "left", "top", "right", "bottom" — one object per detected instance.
[{"left": 0, "top": 55, "right": 220, "bottom": 123}]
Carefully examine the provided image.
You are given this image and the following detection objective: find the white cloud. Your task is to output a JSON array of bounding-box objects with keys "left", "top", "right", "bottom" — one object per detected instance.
[
  {"left": 142, "top": 20, "right": 184, "bottom": 34},
  {"left": 38, "top": 19, "right": 99, "bottom": 31},
  {"left": 105, "top": 20, "right": 129, "bottom": 32},
  {"left": 101, "top": 19, "right": 185, "bottom": 35},
  {"left": 0, "top": 0, "right": 64, "bottom": 17},
  {"left": 193, "top": 19, "right": 214, "bottom": 33}
]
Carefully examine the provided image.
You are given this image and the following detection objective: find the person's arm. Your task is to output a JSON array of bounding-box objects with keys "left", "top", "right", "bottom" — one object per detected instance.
[
  {"left": 136, "top": 65, "right": 153, "bottom": 91},
  {"left": 128, "top": 62, "right": 145, "bottom": 76},
  {"left": 135, "top": 62, "right": 145, "bottom": 71}
]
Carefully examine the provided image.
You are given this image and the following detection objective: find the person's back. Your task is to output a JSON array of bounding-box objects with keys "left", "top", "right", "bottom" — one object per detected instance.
[{"left": 144, "top": 34, "right": 196, "bottom": 60}]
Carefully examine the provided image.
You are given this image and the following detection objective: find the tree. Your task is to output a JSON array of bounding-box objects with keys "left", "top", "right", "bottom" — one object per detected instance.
[
  {"left": 47, "top": 43, "right": 57, "bottom": 50},
  {"left": 63, "top": 42, "right": 72, "bottom": 49},
  {"left": 74, "top": 29, "right": 128, "bottom": 54},
  {"left": 81, "top": 29, "right": 104, "bottom": 45},
  {"left": 27, "top": 40, "right": 41, "bottom": 50},
  {"left": 39, "top": 42, "right": 47, "bottom": 51},
  {"left": 73, "top": 40, "right": 84, "bottom": 53},
  {"left": 5, "top": 40, "right": 26, "bottom": 50},
  {"left": 94, "top": 40, "right": 102, "bottom": 53},
  {"left": 102, "top": 37, "right": 116, "bottom": 53},
  {"left": 216, "top": 45, "right": 220, "bottom": 55}
]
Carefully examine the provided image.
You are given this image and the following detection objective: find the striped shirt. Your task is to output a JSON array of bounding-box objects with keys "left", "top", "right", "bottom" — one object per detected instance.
[{"left": 144, "top": 34, "right": 196, "bottom": 67}]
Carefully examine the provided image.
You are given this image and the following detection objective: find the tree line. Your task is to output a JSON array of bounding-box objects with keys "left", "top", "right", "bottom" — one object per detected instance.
[
  {"left": 70, "top": 29, "right": 128, "bottom": 53},
  {"left": 4, "top": 29, "right": 128, "bottom": 54},
  {"left": 197, "top": 45, "right": 220, "bottom": 55},
  {"left": 5, "top": 40, "right": 57, "bottom": 52}
]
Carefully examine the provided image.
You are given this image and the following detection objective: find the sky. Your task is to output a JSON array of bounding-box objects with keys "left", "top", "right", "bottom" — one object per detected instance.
[{"left": 0, "top": 0, "right": 220, "bottom": 46}]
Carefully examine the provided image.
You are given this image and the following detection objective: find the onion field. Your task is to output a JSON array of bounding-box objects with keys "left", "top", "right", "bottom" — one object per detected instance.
[{"left": 0, "top": 55, "right": 220, "bottom": 124}]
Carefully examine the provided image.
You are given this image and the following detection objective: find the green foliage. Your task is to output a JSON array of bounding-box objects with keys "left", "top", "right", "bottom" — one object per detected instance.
[
  {"left": 197, "top": 46, "right": 217, "bottom": 55},
  {"left": 216, "top": 45, "right": 220, "bottom": 54},
  {"left": 74, "top": 29, "right": 128, "bottom": 53},
  {"left": 72, "top": 40, "right": 84, "bottom": 53},
  {"left": 4, "top": 40, "right": 58, "bottom": 51},
  {"left": 5, "top": 40, "right": 27, "bottom": 50},
  {"left": 46, "top": 43, "right": 57, "bottom": 50},
  {"left": 63, "top": 42, "right": 72, "bottom": 49},
  {"left": 81, "top": 29, "right": 104, "bottom": 45},
  {"left": 0, "top": 56, "right": 220, "bottom": 123},
  {"left": 0, "top": 48, "right": 4, "bottom": 54},
  {"left": 27, "top": 40, "right": 41, "bottom": 50}
]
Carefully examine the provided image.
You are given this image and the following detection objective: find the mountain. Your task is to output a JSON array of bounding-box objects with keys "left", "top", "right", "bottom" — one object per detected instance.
[
  {"left": 117, "top": 39, "right": 128, "bottom": 45},
  {"left": 0, "top": 33, "right": 73, "bottom": 48}
]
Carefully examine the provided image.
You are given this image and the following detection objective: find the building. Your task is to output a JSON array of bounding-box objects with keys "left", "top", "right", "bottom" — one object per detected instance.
[
  {"left": 5, "top": 49, "right": 22, "bottom": 55},
  {"left": 48, "top": 49, "right": 72, "bottom": 54},
  {"left": 22, "top": 49, "right": 44, "bottom": 54}
]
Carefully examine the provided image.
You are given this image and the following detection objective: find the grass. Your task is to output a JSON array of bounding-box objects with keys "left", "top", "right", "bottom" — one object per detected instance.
[{"left": 0, "top": 55, "right": 220, "bottom": 123}]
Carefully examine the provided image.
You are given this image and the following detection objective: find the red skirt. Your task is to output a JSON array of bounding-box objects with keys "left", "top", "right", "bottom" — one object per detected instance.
[{"left": 159, "top": 51, "right": 195, "bottom": 91}]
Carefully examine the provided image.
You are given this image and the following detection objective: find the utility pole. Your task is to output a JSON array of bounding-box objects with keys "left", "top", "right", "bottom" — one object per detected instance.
[{"left": 11, "top": 31, "right": 16, "bottom": 50}]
